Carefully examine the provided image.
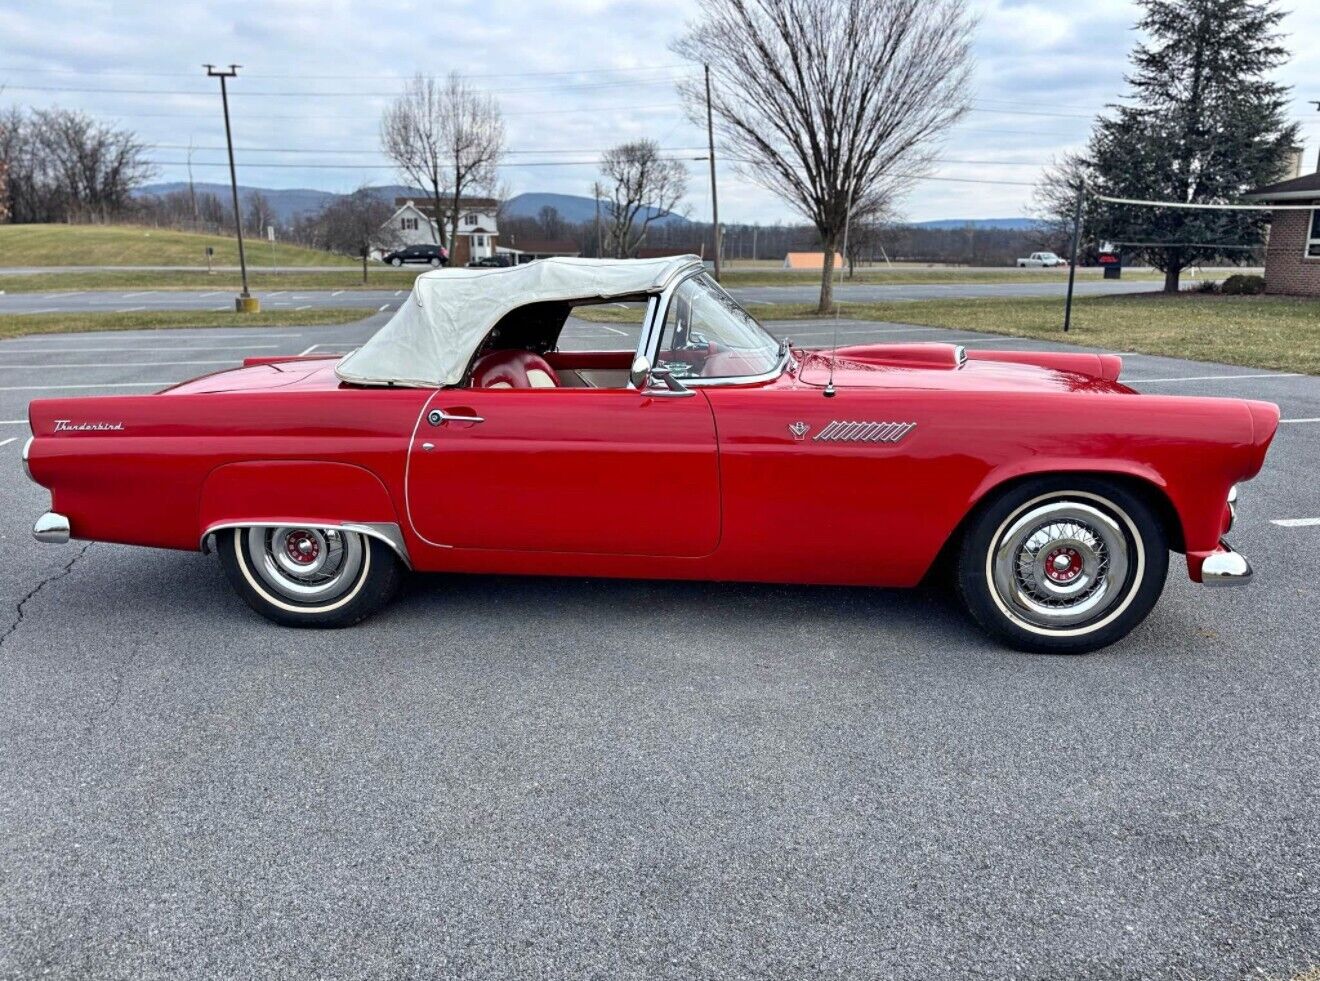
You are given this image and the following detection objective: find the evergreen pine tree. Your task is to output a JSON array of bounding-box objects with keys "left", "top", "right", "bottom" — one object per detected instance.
[{"left": 1045, "top": 0, "right": 1299, "bottom": 292}]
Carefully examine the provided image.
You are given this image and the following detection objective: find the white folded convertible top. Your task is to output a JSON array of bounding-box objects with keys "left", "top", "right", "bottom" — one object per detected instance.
[{"left": 335, "top": 254, "right": 703, "bottom": 388}]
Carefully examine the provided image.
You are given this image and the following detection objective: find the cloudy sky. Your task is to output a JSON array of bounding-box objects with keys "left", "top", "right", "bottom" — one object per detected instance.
[{"left": 1, "top": 0, "right": 1317, "bottom": 224}]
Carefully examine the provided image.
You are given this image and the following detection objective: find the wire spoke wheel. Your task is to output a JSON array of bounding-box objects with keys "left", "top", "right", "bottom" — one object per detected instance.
[{"left": 988, "top": 498, "right": 1139, "bottom": 633}]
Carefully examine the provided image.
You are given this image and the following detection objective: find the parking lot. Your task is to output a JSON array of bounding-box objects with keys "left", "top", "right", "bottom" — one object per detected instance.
[{"left": 2, "top": 311, "right": 1318, "bottom": 978}]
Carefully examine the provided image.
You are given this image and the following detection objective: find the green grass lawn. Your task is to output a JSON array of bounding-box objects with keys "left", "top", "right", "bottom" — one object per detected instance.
[
  {"left": 0, "top": 268, "right": 424, "bottom": 294},
  {"left": 0, "top": 223, "right": 355, "bottom": 268},
  {"left": 748, "top": 293, "right": 1320, "bottom": 374},
  {"left": 0, "top": 307, "right": 367, "bottom": 340}
]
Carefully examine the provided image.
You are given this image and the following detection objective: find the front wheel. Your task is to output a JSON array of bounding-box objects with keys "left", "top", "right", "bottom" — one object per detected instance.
[
  {"left": 218, "top": 526, "right": 402, "bottom": 627},
  {"left": 390, "top": 257, "right": 402, "bottom": 266},
  {"left": 956, "top": 478, "right": 1169, "bottom": 654}
]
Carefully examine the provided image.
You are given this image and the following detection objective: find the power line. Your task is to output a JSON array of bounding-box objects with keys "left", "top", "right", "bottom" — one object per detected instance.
[
  {"left": 0, "top": 63, "right": 693, "bottom": 80},
  {"left": 0, "top": 76, "right": 695, "bottom": 98},
  {"left": 70, "top": 102, "right": 685, "bottom": 121}
]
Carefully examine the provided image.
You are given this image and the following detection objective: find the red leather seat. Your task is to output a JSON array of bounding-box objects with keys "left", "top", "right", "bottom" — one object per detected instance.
[{"left": 470, "top": 349, "right": 561, "bottom": 389}]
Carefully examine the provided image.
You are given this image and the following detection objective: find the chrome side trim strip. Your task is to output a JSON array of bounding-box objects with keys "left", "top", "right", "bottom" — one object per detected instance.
[
  {"left": 1201, "top": 541, "right": 1252, "bottom": 587},
  {"left": 201, "top": 520, "right": 412, "bottom": 568},
  {"left": 814, "top": 420, "right": 917, "bottom": 443},
  {"left": 33, "top": 511, "right": 70, "bottom": 544},
  {"left": 21, "top": 435, "right": 34, "bottom": 482}
]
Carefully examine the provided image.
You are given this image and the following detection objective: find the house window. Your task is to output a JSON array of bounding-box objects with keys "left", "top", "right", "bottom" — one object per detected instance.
[
  {"left": 474, "top": 235, "right": 485, "bottom": 248},
  {"left": 1308, "top": 206, "right": 1320, "bottom": 258},
  {"left": 401, "top": 217, "right": 418, "bottom": 231},
  {"left": 464, "top": 213, "right": 478, "bottom": 226}
]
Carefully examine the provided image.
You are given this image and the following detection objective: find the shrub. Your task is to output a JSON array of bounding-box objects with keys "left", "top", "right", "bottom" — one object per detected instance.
[
  {"left": 1194, "top": 279, "right": 1220, "bottom": 293},
  {"left": 1221, "top": 273, "right": 1265, "bottom": 295}
]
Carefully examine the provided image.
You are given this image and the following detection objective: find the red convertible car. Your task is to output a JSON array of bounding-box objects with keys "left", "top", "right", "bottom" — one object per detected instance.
[{"left": 24, "top": 256, "right": 1276, "bottom": 653}]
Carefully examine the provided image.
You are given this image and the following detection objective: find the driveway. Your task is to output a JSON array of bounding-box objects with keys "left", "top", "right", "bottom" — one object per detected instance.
[{"left": 1, "top": 312, "right": 1316, "bottom": 979}]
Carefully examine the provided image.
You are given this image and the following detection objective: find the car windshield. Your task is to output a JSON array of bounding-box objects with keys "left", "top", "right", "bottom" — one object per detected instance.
[{"left": 654, "top": 273, "right": 781, "bottom": 380}]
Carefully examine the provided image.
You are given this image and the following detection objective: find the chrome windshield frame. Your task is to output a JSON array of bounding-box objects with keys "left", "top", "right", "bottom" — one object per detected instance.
[{"left": 636, "top": 269, "right": 788, "bottom": 388}]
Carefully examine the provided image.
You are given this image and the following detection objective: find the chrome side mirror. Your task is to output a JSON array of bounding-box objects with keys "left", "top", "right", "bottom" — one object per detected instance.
[
  {"left": 629, "top": 354, "right": 653, "bottom": 391},
  {"left": 629, "top": 354, "right": 695, "bottom": 398}
]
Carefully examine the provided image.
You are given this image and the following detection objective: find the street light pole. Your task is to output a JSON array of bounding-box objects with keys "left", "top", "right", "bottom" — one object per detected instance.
[
  {"left": 205, "top": 64, "right": 257, "bottom": 312},
  {"left": 704, "top": 64, "right": 721, "bottom": 281}
]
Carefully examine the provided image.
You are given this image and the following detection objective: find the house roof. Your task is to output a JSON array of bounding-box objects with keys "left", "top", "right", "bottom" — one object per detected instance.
[
  {"left": 394, "top": 196, "right": 499, "bottom": 214},
  {"left": 1243, "top": 171, "right": 1320, "bottom": 202}
]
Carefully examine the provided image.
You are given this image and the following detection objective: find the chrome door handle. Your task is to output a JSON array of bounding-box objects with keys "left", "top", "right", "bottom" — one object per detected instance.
[{"left": 427, "top": 409, "right": 485, "bottom": 426}]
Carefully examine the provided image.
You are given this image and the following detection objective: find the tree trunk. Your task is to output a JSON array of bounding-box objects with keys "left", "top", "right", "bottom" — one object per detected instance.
[
  {"left": 1163, "top": 265, "right": 1181, "bottom": 293},
  {"left": 817, "top": 244, "right": 836, "bottom": 314}
]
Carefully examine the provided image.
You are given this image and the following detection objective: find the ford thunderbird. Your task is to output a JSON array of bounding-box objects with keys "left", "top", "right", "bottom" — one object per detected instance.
[{"left": 23, "top": 256, "right": 1276, "bottom": 653}]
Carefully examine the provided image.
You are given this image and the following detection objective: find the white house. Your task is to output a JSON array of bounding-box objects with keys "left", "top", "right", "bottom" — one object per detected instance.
[{"left": 382, "top": 197, "right": 500, "bottom": 264}]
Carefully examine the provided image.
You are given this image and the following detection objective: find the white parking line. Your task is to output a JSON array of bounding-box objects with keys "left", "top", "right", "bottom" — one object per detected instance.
[
  {"left": 0, "top": 437, "right": 16, "bottom": 448},
  {"left": 0, "top": 360, "right": 237, "bottom": 370},
  {"left": 1271, "top": 518, "right": 1320, "bottom": 528},
  {"left": 332, "top": 291, "right": 344, "bottom": 297},
  {"left": 200, "top": 291, "right": 223, "bottom": 298},
  {"left": 1125, "top": 373, "right": 1301, "bottom": 383},
  {"left": 378, "top": 304, "right": 389, "bottom": 311},
  {"left": 298, "top": 344, "right": 320, "bottom": 356},
  {"left": 1280, "top": 418, "right": 1320, "bottom": 424},
  {"left": 394, "top": 290, "right": 404, "bottom": 296},
  {"left": 0, "top": 382, "right": 171, "bottom": 391},
  {"left": 120, "top": 291, "right": 156, "bottom": 299},
  {"left": 0, "top": 332, "right": 304, "bottom": 345},
  {"left": 0, "top": 343, "right": 282, "bottom": 354},
  {"left": 295, "top": 305, "right": 311, "bottom": 311},
  {"left": 0, "top": 420, "right": 28, "bottom": 425}
]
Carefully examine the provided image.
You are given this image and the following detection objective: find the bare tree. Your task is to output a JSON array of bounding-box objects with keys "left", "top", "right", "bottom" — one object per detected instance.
[
  {"left": 380, "top": 72, "right": 505, "bottom": 255},
  {"left": 674, "top": 0, "right": 973, "bottom": 311},
  {"left": 0, "top": 107, "right": 153, "bottom": 224},
  {"left": 244, "top": 190, "right": 276, "bottom": 237},
  {"left": 295, "top": 187, "right": 401, "bottom": 258},
  {"left": 597, "top": 139, "right": 688, "bottom": 257}
]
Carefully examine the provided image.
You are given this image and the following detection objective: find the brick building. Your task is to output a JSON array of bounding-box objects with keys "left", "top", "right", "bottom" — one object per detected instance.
[
  {"left": 1244, "top": 169, "right": 1320, "bottom": 298},
  {"left": 380, "top": 197, "right": 499, "bottom": 266}
]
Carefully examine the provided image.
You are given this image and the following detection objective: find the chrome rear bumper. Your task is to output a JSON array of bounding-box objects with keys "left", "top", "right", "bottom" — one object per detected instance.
[
  {"left": 1201, "top": 541, "right": 1252, "bottom": 586},
  {"left": 33, "top": 512, "right": 70, "bottom": 544}
]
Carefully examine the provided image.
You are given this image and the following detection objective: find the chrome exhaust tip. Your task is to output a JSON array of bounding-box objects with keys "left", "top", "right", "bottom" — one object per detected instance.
[{"left": 33, "top": 512, "right": 70, "bottom": 545}]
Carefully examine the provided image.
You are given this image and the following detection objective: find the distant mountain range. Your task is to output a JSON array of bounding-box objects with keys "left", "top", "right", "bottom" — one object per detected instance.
[
  {"left": 910, "top": 217, "right": 1040, "bottom": 230},
  {"left": 136, "top": 183, "right": 1035, "bottom": 231}
]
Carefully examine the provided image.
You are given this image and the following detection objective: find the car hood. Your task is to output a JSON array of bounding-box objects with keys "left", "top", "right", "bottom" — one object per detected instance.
[{"left": 793, "top": 343, "right": 1132, "bottom": 395}]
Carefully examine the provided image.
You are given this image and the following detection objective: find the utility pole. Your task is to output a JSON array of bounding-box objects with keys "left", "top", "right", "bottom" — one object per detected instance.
[
  {"left": 1063, "top": 185, "right": 1084, "bottom": 332},
  {"left": 205, "top": 64, "right": 257, "bottom": 312},
  {"left": 704, "top": 64, "right": 722, "bottom": 281}
]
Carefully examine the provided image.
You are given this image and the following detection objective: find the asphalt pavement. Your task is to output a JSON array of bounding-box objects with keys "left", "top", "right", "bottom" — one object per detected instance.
[{"left": 1, "top": 310, "right": 1317, "bottom": 979}]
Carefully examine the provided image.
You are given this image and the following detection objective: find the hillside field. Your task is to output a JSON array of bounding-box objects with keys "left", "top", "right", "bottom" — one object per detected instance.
[{"left": 0, "top": 223, "right": 355, "bottom": 268}]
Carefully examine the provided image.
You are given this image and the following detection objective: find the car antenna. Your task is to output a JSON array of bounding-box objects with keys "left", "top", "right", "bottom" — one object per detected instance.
[{"left": 825, "top": 178, "right": 854, "bottom": 399}]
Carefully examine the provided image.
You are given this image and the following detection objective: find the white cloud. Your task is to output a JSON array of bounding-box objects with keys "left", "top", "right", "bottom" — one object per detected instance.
[{"left": 1, "top": 0, "right": 1316, "bottom": 223}]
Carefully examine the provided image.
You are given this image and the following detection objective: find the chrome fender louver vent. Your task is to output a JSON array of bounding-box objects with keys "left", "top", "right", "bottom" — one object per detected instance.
[{"left": 813, "top": 421, "right": 917, "bottom": 443}]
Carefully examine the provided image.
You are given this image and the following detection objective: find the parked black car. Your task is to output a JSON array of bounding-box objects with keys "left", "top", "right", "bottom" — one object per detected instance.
[
  {"left": 467, "top": 255, "right": 513, "bottom": 268},
  {"left": 381, "top": 244, "right": 448, "bottom": 267}
]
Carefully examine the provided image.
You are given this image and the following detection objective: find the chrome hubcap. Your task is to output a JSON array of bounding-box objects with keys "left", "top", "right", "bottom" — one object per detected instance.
[
  {"left": 991, "top": 501, "right": 1132, "bottom": 629},
  {"left": 247, "top": 526, "right": 365, "bottom": 604}
]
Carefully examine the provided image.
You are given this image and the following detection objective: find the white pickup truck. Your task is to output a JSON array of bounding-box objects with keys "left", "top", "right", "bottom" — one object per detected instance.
[{"left": 1017, "top": 251, "right": 1066, "bottom": 268}]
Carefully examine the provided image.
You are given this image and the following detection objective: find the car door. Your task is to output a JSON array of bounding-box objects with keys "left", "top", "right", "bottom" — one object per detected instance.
[{"left": 405, "top": 387, "right": 721, "bottom": 556}]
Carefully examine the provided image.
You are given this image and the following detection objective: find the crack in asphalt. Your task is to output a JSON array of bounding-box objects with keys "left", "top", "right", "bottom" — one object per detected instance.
[{"left": 0, "top": 543, "right": 93, "bottom": 652}]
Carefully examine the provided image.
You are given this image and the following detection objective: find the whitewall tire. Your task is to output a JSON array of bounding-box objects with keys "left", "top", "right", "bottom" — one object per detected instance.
[
  {"left": 218, "top": 526, "right": 402, "bottom": 627},
  {"left": 956, "top": 477, "right": 1169, "bottom": 654}
]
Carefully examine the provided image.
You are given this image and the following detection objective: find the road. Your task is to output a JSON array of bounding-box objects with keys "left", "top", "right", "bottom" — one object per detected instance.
[
  {"left": 1, "top": 311, "right": 1317, "bottom": 979},
  {"left": 0, "top": 277, "right": 1159, "bottom": 316}
]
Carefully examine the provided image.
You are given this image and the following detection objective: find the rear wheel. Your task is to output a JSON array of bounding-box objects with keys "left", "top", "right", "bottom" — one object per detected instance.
[
  {"left": 218, "top": 526, "right": 401, "bottom": 627},
  {"left": 956, "top": 478, "right": 1169, "bottom": 654}
]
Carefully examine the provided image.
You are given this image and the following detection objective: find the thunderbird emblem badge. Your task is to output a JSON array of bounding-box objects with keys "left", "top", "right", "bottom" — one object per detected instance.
[{"left": 788, "top": 421, "right": 810, "bottom": 441}]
